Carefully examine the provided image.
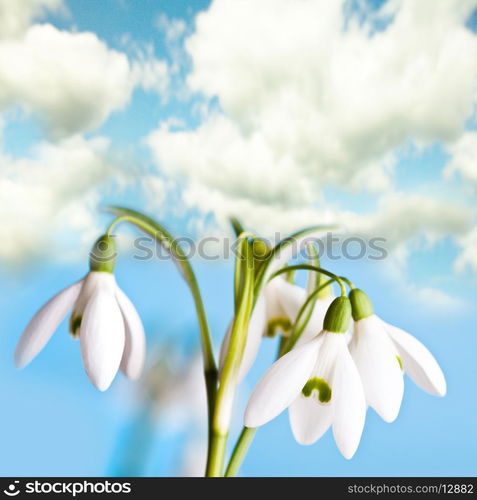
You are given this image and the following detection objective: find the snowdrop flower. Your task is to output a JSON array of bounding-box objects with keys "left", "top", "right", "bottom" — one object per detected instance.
[
  {"left": 348, "top": 289, "right": 446, "bottom": 423},
  {"left": 219, "top": 277, "right": 304, "bottom": 382},
  {"left": 245, "top": 297, "right": 366, "bottom": 459},
  {"left": 15, "top": 235, "right": 146, "bottom": 391}
]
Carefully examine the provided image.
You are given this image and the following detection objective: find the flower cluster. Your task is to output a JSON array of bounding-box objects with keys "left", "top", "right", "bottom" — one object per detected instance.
[
  {"left": 244, "top": 288, "right": 446, "bottom": 458},
  {"left": 13, "top": 210, "right": 446, "bottom": 475}
]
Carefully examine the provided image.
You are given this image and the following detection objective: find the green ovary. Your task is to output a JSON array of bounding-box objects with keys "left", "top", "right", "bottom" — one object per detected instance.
[{"left": 302, "top": 377, "right": 332, "bottom": 403}]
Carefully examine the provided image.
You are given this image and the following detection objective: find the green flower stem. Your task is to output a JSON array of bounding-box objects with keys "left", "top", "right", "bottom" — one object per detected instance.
[
  {"left": 226, "top": 273, "right": 352, "bottom": 476},
  {"left": 105, "top": 207, "right": 218, "bottom": 471},
  {"left": 253, "top": 225, "right": 336, "bottom": 299},
  {"left": 206, "top": 432, "right": 228, "bottom": 478},
  {"left": 269, "top": 264, "right": 347, "bottom": 297},
  {"left": 279, "top": 278, "right": 337, "bottom": 357},
  {"left": 207, "top": 236, "right": 255, "bottom": 476},
  {"left": 224, "top": 427, "right": 257, "bottom": 477}
]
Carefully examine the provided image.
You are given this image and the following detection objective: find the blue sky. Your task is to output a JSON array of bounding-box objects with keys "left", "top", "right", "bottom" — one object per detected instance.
[{"left": 0, "top": 0, "right": 476, "bottom": 477}]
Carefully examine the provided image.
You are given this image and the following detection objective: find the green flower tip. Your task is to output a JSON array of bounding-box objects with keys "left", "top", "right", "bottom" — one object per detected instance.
[
  {"left": 349, "top": 288, "right": 374, "bottom": 321},
  {"left": 89, "top": 234, "right": 117, "bottom": 273},
  {"left": 323, "top": 296, "right": 351, "bottom": 333}
]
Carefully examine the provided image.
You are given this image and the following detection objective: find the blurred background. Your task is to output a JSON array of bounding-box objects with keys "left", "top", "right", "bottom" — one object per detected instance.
[{"left": 0, "top": 0, "right": 476, "bottom": 476}]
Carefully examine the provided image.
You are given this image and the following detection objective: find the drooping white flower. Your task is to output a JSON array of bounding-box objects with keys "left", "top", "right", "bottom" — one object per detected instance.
[
  {"left": 15, "top": 235, "right": 146, "bottom": 391},
  {"left": 348, "top": 289, "right": 446, "bottom": 423},
  {"left": 244, "top": 297, "right": 366, "bottom": 459}
]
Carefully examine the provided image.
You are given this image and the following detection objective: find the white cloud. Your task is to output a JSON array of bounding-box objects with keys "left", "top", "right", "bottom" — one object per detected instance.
[
  {"left": 181, "top": 0, "right": 477, "bottom": 191},
  {"left": 131, "top": 44, "right": 170, "bottom": 96},
  {"left": 143, "top": 0, "right": 477, "bottom": 308},
  {"left": 0, "top": 24, "right": 136, "bottom": 137},
  {"left": 155, "top": 13, "right": 187, "bottom": 43},
  {"left": 0, "top": 0, "right": 63, "bottom": 38},
  {"left": 147, "top": 0, "right": 477, "bottom": 235},
  {"left": 445, "top": 131, "right": 477, "bottom": 189},
  {"left": 0, "top": 136, "right": 117, "bottom": 263},
  {"left": 454, "top": 226, "right": 477, "bottom": 273},
  {"left": 354, "top": 193, "right": 473, "bottom": 248}
]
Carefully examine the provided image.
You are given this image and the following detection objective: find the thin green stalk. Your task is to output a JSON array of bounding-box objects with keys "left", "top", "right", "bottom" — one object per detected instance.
[
  {"left": 253, "top": 225, "right": 336, "bottom": 299},
  {"left": 224, "top": 427, "right": 257, "bottom": 477},
  {"left": 105, "top": 207, "right": 218, "bottom": 474},
  {"left": 207, "top": 236, "right": 255, "bottom": 476},
  {"left": 206, "top": 432, "right": 228, "bottom": 478},
  {"left": 279, "top": 278, "right": 337, "bottom": 357},
  {"left": 269, "top": 264, "right": 347, "bottom": 297}
]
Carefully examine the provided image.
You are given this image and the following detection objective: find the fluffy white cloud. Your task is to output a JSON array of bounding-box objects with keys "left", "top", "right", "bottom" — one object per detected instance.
[
  {"left": 0, "top": 0, "right": 63, "bottom": 38},
  {"left": 0, "top": 24, "right": 137, "bottom": 137},
  {"left": 180, "top": 0, "right": 477, "bottom": 190},
  {"left": 147, "top": 0, "right": 477, "bottom": 234},
  {"left": 144, "top": 0, "right": 477, "bottom": 308},
  {"left": 0, "top": 136, "right": 116, "bottom": 262}
]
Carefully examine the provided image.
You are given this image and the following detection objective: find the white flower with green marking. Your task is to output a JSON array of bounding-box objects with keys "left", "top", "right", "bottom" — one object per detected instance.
[
  {"left": 15, "top": 235, "right": 146, "bottom": 391},
  {"left": 348, "top": 289, "right": 446, "bottom": 423},
  {"left": 244, "top": 297, "right": 366, "bottom": 459}
]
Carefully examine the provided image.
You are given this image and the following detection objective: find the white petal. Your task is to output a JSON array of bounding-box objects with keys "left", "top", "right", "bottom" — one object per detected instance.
[
  {"left": 296, "top": 296, "right": 335, "bottom": 347},
  {"left": 274, "top": 279, "right": 306, "bottom": 321},
  {"left": 80, "top": 288, "right": 125, "bottom": 391},
  {"left": 349, "top": 315, "right": 404, "bottom": 423},
  {"left": 384, "top": 321, "right": 446, "bottom": 396},
  {"left": 238, "top": 294, "right": 268, "bottom": 382},
  {"left": 332, "top": 347, "right": 366, "bottom": 459},
  {"left": 289, "top": 393, "right": 333, "bottom": 445},
  {"left": 218, "top": 294, "right": 267, "bottom": 383},
  {"left": 15, "top": 280, "right": 83, "bottom": 368},
  {"left": 70, "top": 272, "right": 117, "bottom": 327},
  {"left": 244, "top": 335, "right": 322, "bottom": 428},
  {"left": 263, "top": 279, "right": 288, "bottom": 320},
  {"left": 116, "top": 286, "right": 146, "bottom": 381}
]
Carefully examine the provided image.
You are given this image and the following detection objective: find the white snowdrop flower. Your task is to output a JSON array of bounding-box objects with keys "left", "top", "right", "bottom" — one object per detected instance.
[
  {"left": 219, "top": 229, "right": 332, "bottom": 383},
  {"left": 244, "top": 297, "right": 366, "bottom": 459},
  {"left": 348, "top": 289, "right": 446, "bottom": 423},
  {"left": 15, "top": 235, "right": 146, "bottom": 391}
]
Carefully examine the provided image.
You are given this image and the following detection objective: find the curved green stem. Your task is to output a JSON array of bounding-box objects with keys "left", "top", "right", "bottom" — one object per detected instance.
[
  {"left": 253, "top": 225, "right": 336, "bottom": 299},
  {"left": 105, "top": 207, "right": 218, "bottom": 474},
  {"left": 340, "top": 276, "right": 355, "bottom": 290},
  {"left": 279, "top": 278, "right": 336, "bottom": 357},
  {"left": 269, "top": 264, "right": 347, "bottom": 296},
  {"left": 225, "top": 427, "right": 257, "bottom": 477}
]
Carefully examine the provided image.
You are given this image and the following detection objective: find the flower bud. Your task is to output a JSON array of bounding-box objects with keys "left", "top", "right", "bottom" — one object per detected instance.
[
  {"left": 349, "top": 288, "right": 373, "bottom": 321},
  {"left": 89, "top": 234, "right": 117, "bottom": 273},
  {"left": 323, "top": 296, "right": 351, "bottom": 333}
]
